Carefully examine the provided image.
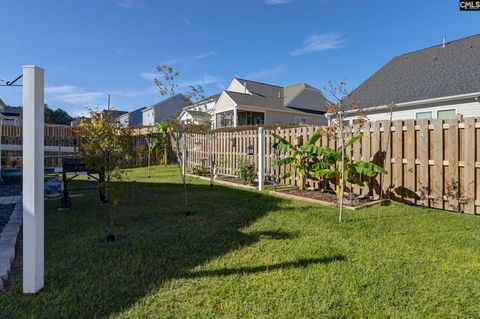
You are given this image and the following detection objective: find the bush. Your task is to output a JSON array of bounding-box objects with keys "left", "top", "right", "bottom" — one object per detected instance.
[
  {"left": 193, "top": 165, "right": 210, "bottom": 176},
  {"left": 238, "top": 157, "right": 256, "bottom": 185}
]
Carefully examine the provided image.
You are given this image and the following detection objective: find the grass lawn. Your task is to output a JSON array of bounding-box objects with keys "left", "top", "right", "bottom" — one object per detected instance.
[{"left": 1, "top": 165, "right": 480, "bottom": 318}]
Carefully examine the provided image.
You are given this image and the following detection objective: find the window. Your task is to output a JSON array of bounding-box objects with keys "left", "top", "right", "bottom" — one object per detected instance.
[
  {"left": 295, "top": 117, "right": 306, "bottom": 125},
  {"left": 415, "top": 111, "right": 432, "bottom": 120},
  {"left": 215, "top": 111, "right": 234, "bottom": 128},
  {"left": 237, "top": 111, "right": 264, "bottom": 126},
  {"left": 437, "top": 109, "right": 456, "bottom": 119}
]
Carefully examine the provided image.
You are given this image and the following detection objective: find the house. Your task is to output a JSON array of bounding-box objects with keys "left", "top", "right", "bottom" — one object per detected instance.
[
  {"left": 178, "top": 93, "right": 221, "bottom": 125},
  {"left": 0, "top": 98, "right": 22, "bottom": 125},
  {"left": 213, "top": 78, "right": 328, "bottom": 128},
  {"left": 70, "top": 109, "right": 127, "bottom": 126},
  {"left": 340, "top": 34, "right": 480, "bottom": 123},
  {"left": 118, "top": 107, "right": 146, "bottom": 127},
  {"left": 142, "top": 94, "right": 187, "bottom": 126},
  {"left": 70, "top": 116, "right": 90, "bottom": 126}
]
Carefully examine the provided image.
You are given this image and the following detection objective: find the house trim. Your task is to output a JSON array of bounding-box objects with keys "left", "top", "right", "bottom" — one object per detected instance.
[{"left": 328, "top": 91, "right": 480, "bottom": 117}]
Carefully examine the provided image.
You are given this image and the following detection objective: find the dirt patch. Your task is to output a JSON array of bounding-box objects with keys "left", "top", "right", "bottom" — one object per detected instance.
[{"left": 277, "top": 189, "right": 374, "bottom": 208}]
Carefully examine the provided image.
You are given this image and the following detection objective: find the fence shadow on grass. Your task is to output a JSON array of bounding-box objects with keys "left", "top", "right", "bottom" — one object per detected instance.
[
  {"left": 184, "top": 255, "right": 346, "bottom": 279},
  {"left": 2, "top": 179, "right": 325, "bottom": 318}
]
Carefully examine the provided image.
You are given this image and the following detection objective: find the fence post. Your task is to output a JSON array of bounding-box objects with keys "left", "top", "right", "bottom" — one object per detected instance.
[
  {"left": 22, "top": 65, "right": 45, "bottom": 293},
  {"left": 258, "top": 127, "right": 265, "bottom": 191}
]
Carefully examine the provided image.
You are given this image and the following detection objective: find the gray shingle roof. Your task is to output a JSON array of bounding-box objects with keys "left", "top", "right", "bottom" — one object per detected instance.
[
  {"left": 227, "top": 78, "right": 329, "bottom": 114},
  {"left": 350, "top": 34, "right": 480, "bottom": 108},
  {"left": 186, "top": 110, "right": 210, "bottom": 118}
]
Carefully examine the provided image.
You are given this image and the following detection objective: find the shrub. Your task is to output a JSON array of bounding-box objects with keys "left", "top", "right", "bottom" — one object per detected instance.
[{"left": 238, "top": 157, "right": 256, "bottom": 185}]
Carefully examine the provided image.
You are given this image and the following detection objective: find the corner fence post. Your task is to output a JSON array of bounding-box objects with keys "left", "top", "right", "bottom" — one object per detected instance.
[
  {"left": 258, "top": 127, "right": 265, "bottom": 191},
  {"left": 22, "top": 65, "right": 45, "bottom": 293}
]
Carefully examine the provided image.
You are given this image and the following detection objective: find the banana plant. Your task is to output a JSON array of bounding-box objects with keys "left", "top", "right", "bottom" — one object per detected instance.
[
  {"left": 312, "top": 133, "right": 387, "bottom": 200},
  {"left": 272, "top": 130, "right": 324, "bottom": 191}
]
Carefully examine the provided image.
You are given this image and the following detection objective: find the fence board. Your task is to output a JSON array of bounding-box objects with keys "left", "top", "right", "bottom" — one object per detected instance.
[
  {"left": 393, "top": 120, "right": 403, "bottom": 201},
  {"left": 432, "top": 120, "right": 444, "bottom": 209},
  {"left": 404, "top": 120, "right": 416, "bottom": 205},
  {"left": 464, "top": 118, "right": 475, "bottom": 213},
  {"left": 417, "top": 120, "right": 429, "bottom": 207},
  {"left": 446, "top": 120, "right": 459, "bottom": 211}
]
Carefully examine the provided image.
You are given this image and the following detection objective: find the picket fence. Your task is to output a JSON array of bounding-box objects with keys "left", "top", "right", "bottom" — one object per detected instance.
[{"left": 183, "top": 118, "right": 480, "bottom": 215}]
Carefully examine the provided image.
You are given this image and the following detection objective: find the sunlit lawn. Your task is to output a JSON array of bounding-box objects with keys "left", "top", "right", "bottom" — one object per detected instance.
[{"left": 1, "top": 165, "right": 480, "bottom": 318}]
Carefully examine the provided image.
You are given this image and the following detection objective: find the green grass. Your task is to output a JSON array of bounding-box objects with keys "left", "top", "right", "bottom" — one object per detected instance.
[{"left": 1, "top": 165, "right": 480, "bottom": 318}]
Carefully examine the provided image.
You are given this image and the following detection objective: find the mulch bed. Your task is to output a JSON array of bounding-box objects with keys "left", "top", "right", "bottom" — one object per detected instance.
[{"left": 277, "top": 189, "right": 373, "bottom": 208}]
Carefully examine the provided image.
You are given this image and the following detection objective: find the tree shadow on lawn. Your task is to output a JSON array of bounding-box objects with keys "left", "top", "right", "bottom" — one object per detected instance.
[{"left": 2, "top": 180, "right": 345, "bottom": 318}]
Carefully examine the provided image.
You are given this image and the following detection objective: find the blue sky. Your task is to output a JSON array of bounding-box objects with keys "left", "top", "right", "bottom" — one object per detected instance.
[{"left": 0, "top": 0, "right": 478, "bottom": 116}]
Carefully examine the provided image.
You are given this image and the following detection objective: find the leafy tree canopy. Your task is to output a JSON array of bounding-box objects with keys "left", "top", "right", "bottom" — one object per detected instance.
[{"left": 44, "top": 104, "right": 74, "bottom": 125}]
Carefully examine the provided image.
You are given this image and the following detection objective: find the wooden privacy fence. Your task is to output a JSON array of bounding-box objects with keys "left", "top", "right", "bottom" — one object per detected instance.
[
  {"left": 1, "top": 124, "right": 78, "bottom": 168},
  {"left": 183, "top": 118, "right": 480, "bottom": 215}
]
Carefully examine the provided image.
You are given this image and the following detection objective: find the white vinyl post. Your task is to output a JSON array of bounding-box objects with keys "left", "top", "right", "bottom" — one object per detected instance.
[
  {"left": 22, "top": 65, "right": 44, "bottom": 293},
  {"left": 258, "top": 127, "right": 265, "bottom": 191}
]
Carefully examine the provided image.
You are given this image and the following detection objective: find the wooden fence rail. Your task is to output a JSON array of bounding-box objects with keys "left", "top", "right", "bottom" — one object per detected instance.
[
  {"left": 183, "top": 118, "right": 480, "bottom": 215},
  {"left": 1, "top": 124, "right": 78, "bottom": 168}
]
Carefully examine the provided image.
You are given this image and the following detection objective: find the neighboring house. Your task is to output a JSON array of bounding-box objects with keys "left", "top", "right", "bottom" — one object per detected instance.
[
  {"left": 71, "top": 116, "right": 90, "bottom": 126},
  {"left": 0, "top": 98, "right": 22, "bottom": 125},
  {"left": 213, "top": 78, "right": 328, "bottom": 128},
  {"left": 178, "top": 93, "right": 221, "bottom": 125},
  {"left": 118, "top": 107, "right": 146, "bottom": 127},
  {"left": 70, "top": 110, "right": 127, "bottom": 126},
  {"left": 142, "top": 94, "right": 187, "bottom": 126},
  {"left": 340, "top": 34, "right": 480, "bottom": 123}
]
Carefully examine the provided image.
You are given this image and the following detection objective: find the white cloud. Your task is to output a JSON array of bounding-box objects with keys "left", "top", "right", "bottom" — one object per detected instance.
[
  {"left": 290, "top": 32, "right": 347, "bottom": 56},
  {"left": 139, "top": 72, "right": 157, "bottom": 80},
  {"left": 179, "top": 13, "right": 192, "bottom": 26},
  {"left": 265, "top": 0, "right": 293, "bottom": 4},
  {"left": 111, "top": 87, "right": 157, "bottom": 98},
  {"left": 45, "top": 85, "right": 105, "bottom": 105},
  {"left": 53, "top": 92, "right": 105, "bottom": 105},
  {"left": 45, "top": 85, "right": 78, "bottom": 94},
  {"left": 156, "top": 50, "right": 217, "bottom": 67},
  {"left": 245, "top": 65, "right": 285, "bottom": 80},
  {"left": 118, "top": 0, "right": 143, "bottom": 8},
  {"left": 178, "top": 75, "right": 223, "bottom": 88}
]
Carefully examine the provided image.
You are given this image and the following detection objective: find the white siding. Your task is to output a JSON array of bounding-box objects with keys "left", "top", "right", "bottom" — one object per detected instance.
[
  {"left": 227, "top": 79, "right": 249, "bottom": 94},
  {"left": 266, "top": 110, "right": 326, "bottom": 126},
  {"left": 118, "top": 114, "right": 130, "bottom": 127},
  {"left": 213, "top": 92, "right": 237, "bottom": 113},
  {"left": 142, "top": 109, "right": 155, "bottom": 126},
  {"left": 344, "top": 98, "right": 480, "bottom": 123}
]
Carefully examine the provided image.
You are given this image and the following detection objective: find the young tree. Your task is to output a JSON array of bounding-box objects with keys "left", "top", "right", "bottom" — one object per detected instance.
[
  {"left": 144, "top": 127, "right": 159, "bottom": 178},
  {"left": 76, "top": 108, "right": 131, "bottom": 241},
  {"left": 153, "top": 65, "right": 205, "bottom": 215},
  {"left": 324, "top": 81, "right": 367, "bottom": 223}
]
